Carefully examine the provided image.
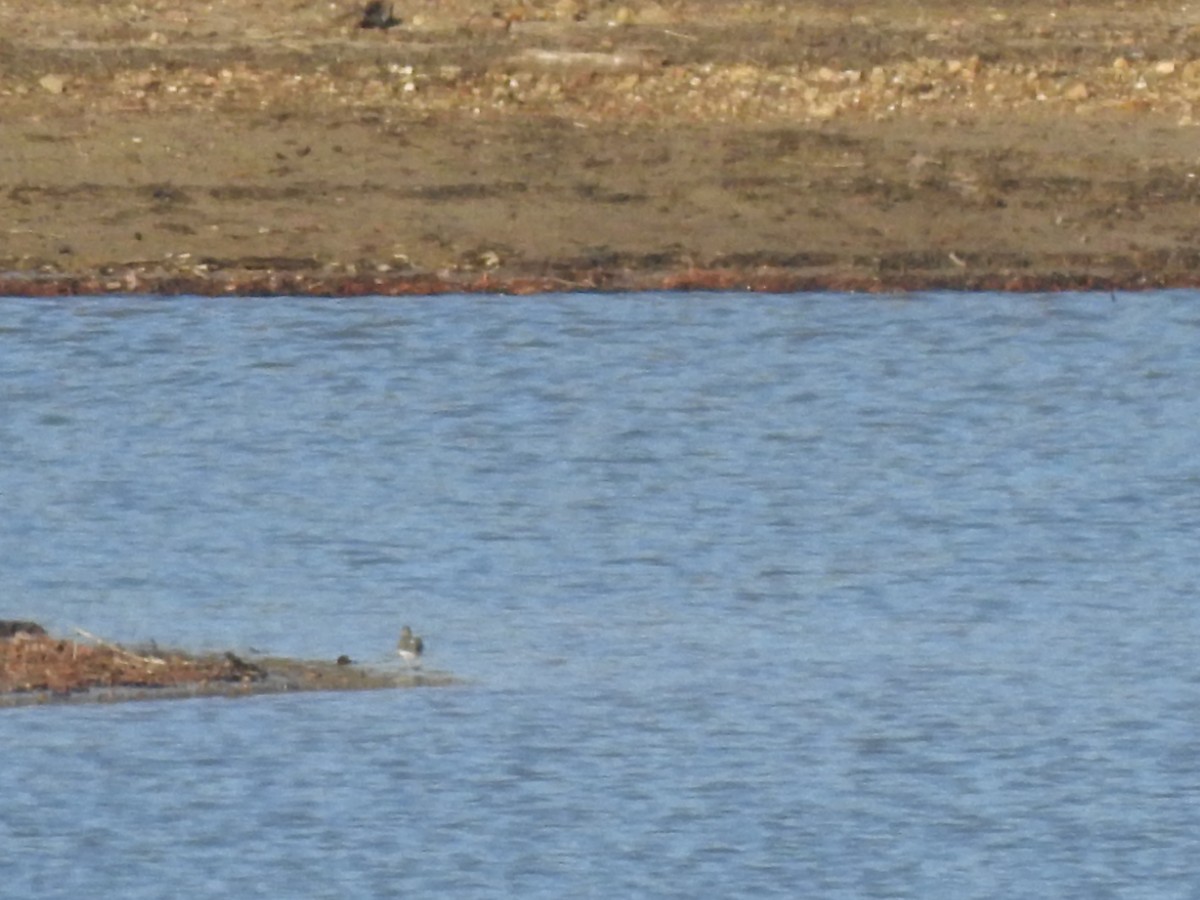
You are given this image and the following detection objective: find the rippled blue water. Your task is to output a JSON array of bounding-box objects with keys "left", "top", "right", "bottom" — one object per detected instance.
[{"left": 2, "top": 292, "right": 1199, "bottom": 897}]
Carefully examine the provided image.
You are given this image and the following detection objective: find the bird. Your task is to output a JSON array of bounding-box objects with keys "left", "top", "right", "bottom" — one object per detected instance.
[
  {"left": 359, "top": 0, "right": 400, "bottom": 29},
  {"left": 396, "top": 626, "right": 424, "bottom": 668}
]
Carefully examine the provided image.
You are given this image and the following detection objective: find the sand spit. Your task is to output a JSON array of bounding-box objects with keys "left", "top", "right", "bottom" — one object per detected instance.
[{"left": 0, "top": 625, "right": 454, "bottom": 708}]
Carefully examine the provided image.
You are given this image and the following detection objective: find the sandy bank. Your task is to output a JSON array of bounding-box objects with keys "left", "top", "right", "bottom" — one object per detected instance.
[{"left": 2, "top": 0, "right": 1199, "bottom": 293}]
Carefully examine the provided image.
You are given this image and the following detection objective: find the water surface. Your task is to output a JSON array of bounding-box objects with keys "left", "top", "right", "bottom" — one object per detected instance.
[{"left": 2, "top": 292, "right": 1198, "bottom": 897}]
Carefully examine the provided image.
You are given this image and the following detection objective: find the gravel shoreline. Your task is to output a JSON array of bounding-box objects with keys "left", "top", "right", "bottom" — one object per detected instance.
[{"left": 3, "top": 0, "right": 1199, "bottom": 293}]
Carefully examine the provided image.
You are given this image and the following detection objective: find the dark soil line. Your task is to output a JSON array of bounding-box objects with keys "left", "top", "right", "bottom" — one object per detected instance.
[{"left": 0, "top": 264, "right": 1191, "bottom": 297}]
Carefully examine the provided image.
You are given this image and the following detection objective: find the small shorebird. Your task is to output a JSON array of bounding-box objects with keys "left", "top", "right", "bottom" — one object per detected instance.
[
  {"left": 397, "top": 626, "right": 424, "bottom": 668},
  {"left": 360, "top": 0, "right": 400, "bottom": 29}
]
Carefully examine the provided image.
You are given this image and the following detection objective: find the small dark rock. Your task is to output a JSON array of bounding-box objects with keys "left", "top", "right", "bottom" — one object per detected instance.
[
  {"left": 224, "top": 651, "right": 268, "bottom": 681},
  {"left": 0, "top": 620, "right": 47, "bottom": 639},
  {"left": 336, "top": 654, "right": 352, "bottom": 666}
]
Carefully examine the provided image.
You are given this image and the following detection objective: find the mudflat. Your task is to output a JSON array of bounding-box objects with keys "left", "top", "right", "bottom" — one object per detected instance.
[{"left": 2, "top": 0, "right": 1199, "bottom": 294}]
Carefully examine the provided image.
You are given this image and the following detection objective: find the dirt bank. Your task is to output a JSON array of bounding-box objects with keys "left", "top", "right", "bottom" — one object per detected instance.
[{"left": 2, "top": 0, "right": 1200, "bottom": 294}]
